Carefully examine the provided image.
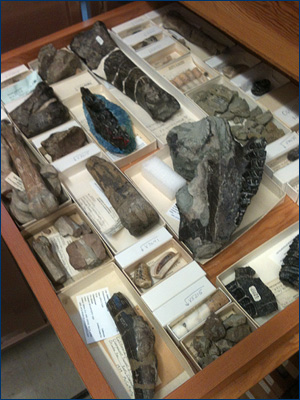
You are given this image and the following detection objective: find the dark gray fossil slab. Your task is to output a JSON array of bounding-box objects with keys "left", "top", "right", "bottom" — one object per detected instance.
[
  {"left": 38, "top": 43, "right": 81, "bottom": 84},
  {"left": 10, "top": 82, "right": 70, "bottom": 138},
  {"left": 86, "top": 156, "right": 159, "bottom": 236},
  {"left": 107, "top": 292, "right": 157, "bottom": 399},
  {"left": 279, "top": 234, "right": 299, "bottom": 289},
  {"left": 167, "top": 117, "right": 266, "bottom": 259},
  {"left": 70, "top": 21, "right": 180, "bottom": 122}
]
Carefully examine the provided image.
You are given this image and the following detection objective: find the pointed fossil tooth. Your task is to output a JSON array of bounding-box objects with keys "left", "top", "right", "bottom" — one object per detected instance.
[
  {"left": 134, "top": 262, "right": 153, "bottom": 289},
  {"left": 151, "top": 251, "right": 179, "bottom": 279}
]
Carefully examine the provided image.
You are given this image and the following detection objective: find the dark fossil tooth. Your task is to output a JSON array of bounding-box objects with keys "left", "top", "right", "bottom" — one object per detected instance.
[
  {"left": 167, "top": 116, "right": 266, "bottom": 259},
  {"left": 70, "top": 21, "right": 180, "bottom": 122},
  {"left": 251, "top": 79, "right": 271, "bottom": 96},
  {"left": 107, "top": 292, "right": 157, "bottom": 399},
  {"left": 10, "top": 82, "right": 70, "bottom": 138},
  {"left": 81, "top": 87, "right": 136, "bottom": 154},
  {"left": 279, "top": 234, "right": 299, "bottom": 289}
]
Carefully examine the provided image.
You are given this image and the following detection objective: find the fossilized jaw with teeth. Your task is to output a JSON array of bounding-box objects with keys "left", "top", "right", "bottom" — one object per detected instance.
[{"left": 151, "top": 251, "right": 180, "bottom": 279}]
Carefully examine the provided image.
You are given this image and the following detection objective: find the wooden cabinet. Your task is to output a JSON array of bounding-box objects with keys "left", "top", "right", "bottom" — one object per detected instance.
[{"left": 1, "top": 2, "right": 299, "bottom": 398}]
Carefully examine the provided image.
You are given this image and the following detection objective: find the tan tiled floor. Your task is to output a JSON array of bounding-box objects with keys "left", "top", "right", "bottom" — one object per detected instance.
[{"left": 1, "top": 326, "right": 88, "bottom": 399}]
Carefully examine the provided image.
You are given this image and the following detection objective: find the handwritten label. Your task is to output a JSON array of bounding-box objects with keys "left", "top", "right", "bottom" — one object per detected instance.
[
  {"left": 268, "top": 278, "right": 299, "bottom": 309},
  {"left": 166, "top": 203, "right": 180, "bottom": 221},
  {"left": 5, "top": 172, "right": 25, "bottom": 191},
  {"left": 184, "top": 285, "right": 205, "bottom": 306},
  {"left": 1, "top": 71, "right": 42, "bottom": 104},
  {"left": 72, "top": 148, "right": 94, "bottom": 163},
  {"left": 140, "top": 235, "right": 161, "bottom": 253},
  {"left": 77, "top": 288, "right": 118, "bottom": 344},
  {"left": 249, "top": 285, "right": 261, "bottom": 302},
  {"left": 274, "top": 97, "right": 299, "bottom": 128},
  {"left": 96, "top": 35, "right": 104, "bottom": 46}
]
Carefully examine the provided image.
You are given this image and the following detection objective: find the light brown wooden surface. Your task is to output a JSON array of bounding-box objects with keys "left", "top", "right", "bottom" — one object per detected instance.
[
  {"left": 182, "top": 1, "right": 299, "bottom": 81},
  {"left": 1, "top": 2, "right": 299, "bottom": 398}
]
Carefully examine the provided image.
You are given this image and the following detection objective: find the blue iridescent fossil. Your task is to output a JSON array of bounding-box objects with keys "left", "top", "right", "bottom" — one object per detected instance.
[{"left": 81, "top": 87, "right": 136, "bottom": 154}]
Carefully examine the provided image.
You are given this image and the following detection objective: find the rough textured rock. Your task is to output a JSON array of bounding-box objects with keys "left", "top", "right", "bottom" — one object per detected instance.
[
  {"left": 134, "top": 263, "right": 153, "bottom": 289},
  {"left": 287, "top": 146, "right": 299, "bottom": 162},
  {"left": 39, "top": 164, "right": 62, "bottom": 198},
  {"left": 32, "top": 236, "right": 67, "bottom": 285},
  {"left": 203, "top": 313, "right": 226, "bottom": 341},
  {"left": 215, "top": 338, "right": 233, "bottom": 354},
  {"left": 41, "top": 126, "right": 87, "bottom": 160},
  {"left": 167, "top": 117, "right": 266, "bottom": 259},
  {"left": 197, "top": 354, "right": 218, "bottom": 369},
  {"left": 66, "top": 233, "right": 106, "bottom": 270},
  {"left": 251, "top": 79, "right": 271, "bottom": 96},
  {"left": 86, "top": 156, "right": 159, "bottom": 236},
  {"left": 279, "top": 234, "right": 299, "bottom": 289},
  {"left": 226, "top": 266, "right": 278, "bottom": 318},
  {"left": 223, "top": 314, "right": 247, "bottom": 329},
  {"left": 81, "top": 88, "right": 136, "bottom": 154},
  {"left": 54, "top": 215, "right": 82, "bottom": 237},
  {"left": 162, "top": 10, "right": 227, "bottom": 55},
  {"left": 70, "top": 21, "right": 180, "bottom": 122},
  {"left": 38, "top": 44, "right": 81, "bottom": 84},
  {"left": 9, "top": 189, "right": 33, "bottom": 224},
  {"left": 10, "top": 82, "right": 70, "bottom": 138},
  {"left": 225, "top": 324, "right": 251, "bottom": 343},
  {"left": 107, "top": 292, "right": 157, "bottom": 399},
  {"left": 193, "top": 335, "right": 211, "bottom": 354}
]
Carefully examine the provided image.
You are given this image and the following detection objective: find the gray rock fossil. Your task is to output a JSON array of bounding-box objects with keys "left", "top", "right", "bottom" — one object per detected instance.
[
  {"left": 70, "top": 21, "right": 180, "bottom": 122},
  {"left": 167, "top": 117, "right": 267, "bottom": 259},
  {"left": 86, "top": 156, "right": 159, "bottom": 236}
]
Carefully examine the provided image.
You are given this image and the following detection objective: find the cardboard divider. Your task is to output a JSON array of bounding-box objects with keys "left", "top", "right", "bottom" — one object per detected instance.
[
  {"left": 181, "top": 302, "right": 257, "bottom": 371},
  {"left": 272, "top": 159, "right": 299, "bottom": 191},
  {"left": 143, "top": 39, "right": 189, "bottom": 69},
  {"left": 265, "top": 152, "right": 297, "bottom": 178},
  {"left": 286, "top": 177, "right": 299, "bottom": 204},
  {"left": 216, "top": 222, "right": 299, "bottom": 327},
  {"left": 58, "top": 262, "right": 194, "bottom": 399},
  {"left": 22, "top": 203, "right": 114, "bottom": 293}
]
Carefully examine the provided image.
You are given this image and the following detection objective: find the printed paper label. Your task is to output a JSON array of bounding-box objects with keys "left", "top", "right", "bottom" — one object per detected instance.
[
  {"left": 274, "top": 97, "right": 299, "bottom": 128},
  {"left": 166, "top": 203, "right": 180, "bottom": 221},
  {"left": 269, "top": 232, "right": 299, "bottom": 266},
  {"left": 5, "top": 172, "right": 25, "bottom": 191},
  {"left": 1, "top": 71, "right": 42, "bottom": 104},
  {"left": 77, "top": 288, "right": 118, "bottom": 344},
  {"left": 104, "top": 335, "right": 135, "bottom": 399},
  {"left": 267, "top": 278, "right": 299, "bottom": 309}
]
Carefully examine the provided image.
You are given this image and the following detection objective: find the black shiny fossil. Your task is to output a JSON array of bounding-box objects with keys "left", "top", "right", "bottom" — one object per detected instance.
[
  {"left": 70, "top": 21, "right": 180, "bottom": 122},
  {"left": 279, "top": 234, "right": 299, "bottom": 289},
  {"left": 107, "top": 292, "right": 157, "bottom": 399}
]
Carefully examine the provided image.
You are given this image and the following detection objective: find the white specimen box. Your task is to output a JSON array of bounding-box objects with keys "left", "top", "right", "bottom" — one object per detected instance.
[
  {"left": 122, "top": 24, "right": 163, "bottom": 48},
  {"left": 258, "top": 83, "right": 299, "bottom": 131},
  {"left": 112, "top": 16, "right": 154, "bottom": 39},
  {"left": 116, "top": 226, "right": 193, "bottom": 298},
  {"left": 22, "top": 203, "right": 113, "bottom": 292},
  {"left": 265, "top": 132, "right": 299, "bottom": 163},
  {"left": 125, "top": 146, "right": 286, "bottom": 263},
  {"left": 56, "top": 74, "right": 157, "bottom": 168},
  {"left": 143, "top": 3, "right": 235, "bottom": 61},
  {"left": 181, "top": 303, "right": 257, "bottom": 371},
  {"left": 58, "top": 262, "right": 194, "bottom": 399},
  {"left": 286, "top": 177, "right": 299, "bottom": 204},
  {"left": 272, "top": 159, "right": 299, "bottom": 191},
  {"left": 230, "top": 62, "right": 290, "bottom": 100},
  {"left": 157, "top": 53, "right": 218, "bottom": 94},
  {"left": 58, "top": 151, "right": 165, "bottom": 255},
  {"left": 167, "top": 288, "right": 231, "bottom": 343},
  {"left": 265, "top": 151, "right": 298, "bottom": 179},
  {"left": 205, "top": 45, "right": 260, "bottom": 78},
  {"left": 29, "top": 119, "right": 96, "bottom": 167},
  {"left": 216, "top": 222, "right": 299, "bottom": 327}
]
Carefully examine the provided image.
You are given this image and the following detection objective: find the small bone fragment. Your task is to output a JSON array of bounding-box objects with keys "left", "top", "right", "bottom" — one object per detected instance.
[
  {"left": 32, "top": 236, "right": 67, "bottom": 285},
  {"left": 54, "top": 215, "right": 82, "bottom": 237},
  {"left": 2, "top": 121, "right": 59, "bottom": 219},
  {"left": 66, "top": 233, "right": 106, "bottom": 270},
  {"left": 151, "top": 251, "right": 179, "bottom": 279},
  {"left": 134, "top": 262, "right": 153, "bottom": 289}
]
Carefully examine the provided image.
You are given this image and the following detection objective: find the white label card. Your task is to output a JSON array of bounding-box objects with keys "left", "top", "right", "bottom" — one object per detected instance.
[
  {"left": 274, "top": 97, "right": 299, "bottom": 128},
  {"left": 5, "top": 172, "right": 25, "bottom": 191},
  {"left": 166, "top": 203, "right": 180, "bottom": 221},
  {"left": 77, "top": 288, "right": 118, "bottom": 344},
  {"left": 1, "top": 71, "right": 42, "bottom": 104},
  {"left": 267, "top": 278, "right": 299, "bottom": 309},
  {"left": 249, "top": 285, "right": 262, "bottom": 302}
]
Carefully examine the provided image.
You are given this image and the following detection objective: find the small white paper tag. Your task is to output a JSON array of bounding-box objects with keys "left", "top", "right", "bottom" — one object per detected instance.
[
  {"left": 249, "top": 285, "right": 262, "bottom": 302},
  {"left": 96, "top": 35, "right": 104, "bottom": 46},
  {"left": 166, "top": 203, "right": 180, "bottom": 221},
  {"left": 77, "top": 288, "right": 118, "bottom": 344},
  {"left": 1, "top": 71, "right": 42, "bottom": 104},
  {"left": 5, "top": 172, "right": 25, "bottom": 191},
  {"left": 274, "top": 97, "right": 299, "bottom": 128}
]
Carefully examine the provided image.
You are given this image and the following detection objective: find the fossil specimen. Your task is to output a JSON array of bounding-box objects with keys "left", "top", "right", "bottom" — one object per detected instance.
[
  {"left": 251, "top": 79, "right": 271, "bottom": 96},
  {"left": 107, "top": 292, "right": 157, "bottom": 399},
  {"left": 226, "top": 266, "right": 278, "bottom": 318},
  {"left": 66, "top": 233, "right": 107, "bottom": 270},
  {"left": 41, "top": 126, "right": 87, "bottom": 161},
  {"left": 1, "top": 136, "right": 13, "bottom": 196},
  {"left": 10, "top": 82, "right": 70, "bottom": 138},
  {"left": 70, "top": 21, "right": 180, "bottom": 122},
  {"left": 81, "top": 88, "right": 136, "bottom": 154},
  {"left": 1, "top": 121, "right": 59, "bottom": 220},
  {"left": 54, "top": 215, "right": 82, "bottom": 237},
  {"left": 279, "top": 234, "right": 299, "bottom": 289},
  {"left": 32, "top": 235, "right": 67, "bottom": 285},
  {"left": 222, "top": 64, "right": 248, "bottom": 79},
  {"left": 162, "top": 10, "right": 227, "bottom": 55},
  {"left": 151, "top": 251, "right": 179, "bottom": 279},
  {"left": 287, "top": 146, "right": 299, "bottom": 162},
  {"left": 38, "top": 43, "right": 81, "bottom": 84},
  {"left": 134, "top": 263, "right": 153, "bottom": 289},
  {"left": 167, "top": 117, "right": 267, "bottom": 259},
  {"left": 86, "top": 156, "right": 159, "bottom": 236}
]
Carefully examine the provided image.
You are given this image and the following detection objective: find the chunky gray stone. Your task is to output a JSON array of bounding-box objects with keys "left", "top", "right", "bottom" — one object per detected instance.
[
  {"left": 215, "top": 339, "right": 233, "bottom": 354},
  {"left": 223, "top": 314, "right": 247, "bottom": 329},
  {"left": 197, "top": 354, "right": 218, "bottom": 369},
  {"left": 203, "top": 313, "right": 226, "bottom": 341},
  {"left": 225, "top": 324, "right": 251, "bottom": 343},
  {"left": 193, "top": 335, "right": 211, "bottom": 354}
]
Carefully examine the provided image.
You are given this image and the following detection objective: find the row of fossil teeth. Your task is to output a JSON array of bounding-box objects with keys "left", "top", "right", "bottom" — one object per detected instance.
[
  {"left": 170, "top": 68, "right": 209, "bottom": 91},
  {"left": 133, "top": 251, "right": 180, "bottom": 289}
]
